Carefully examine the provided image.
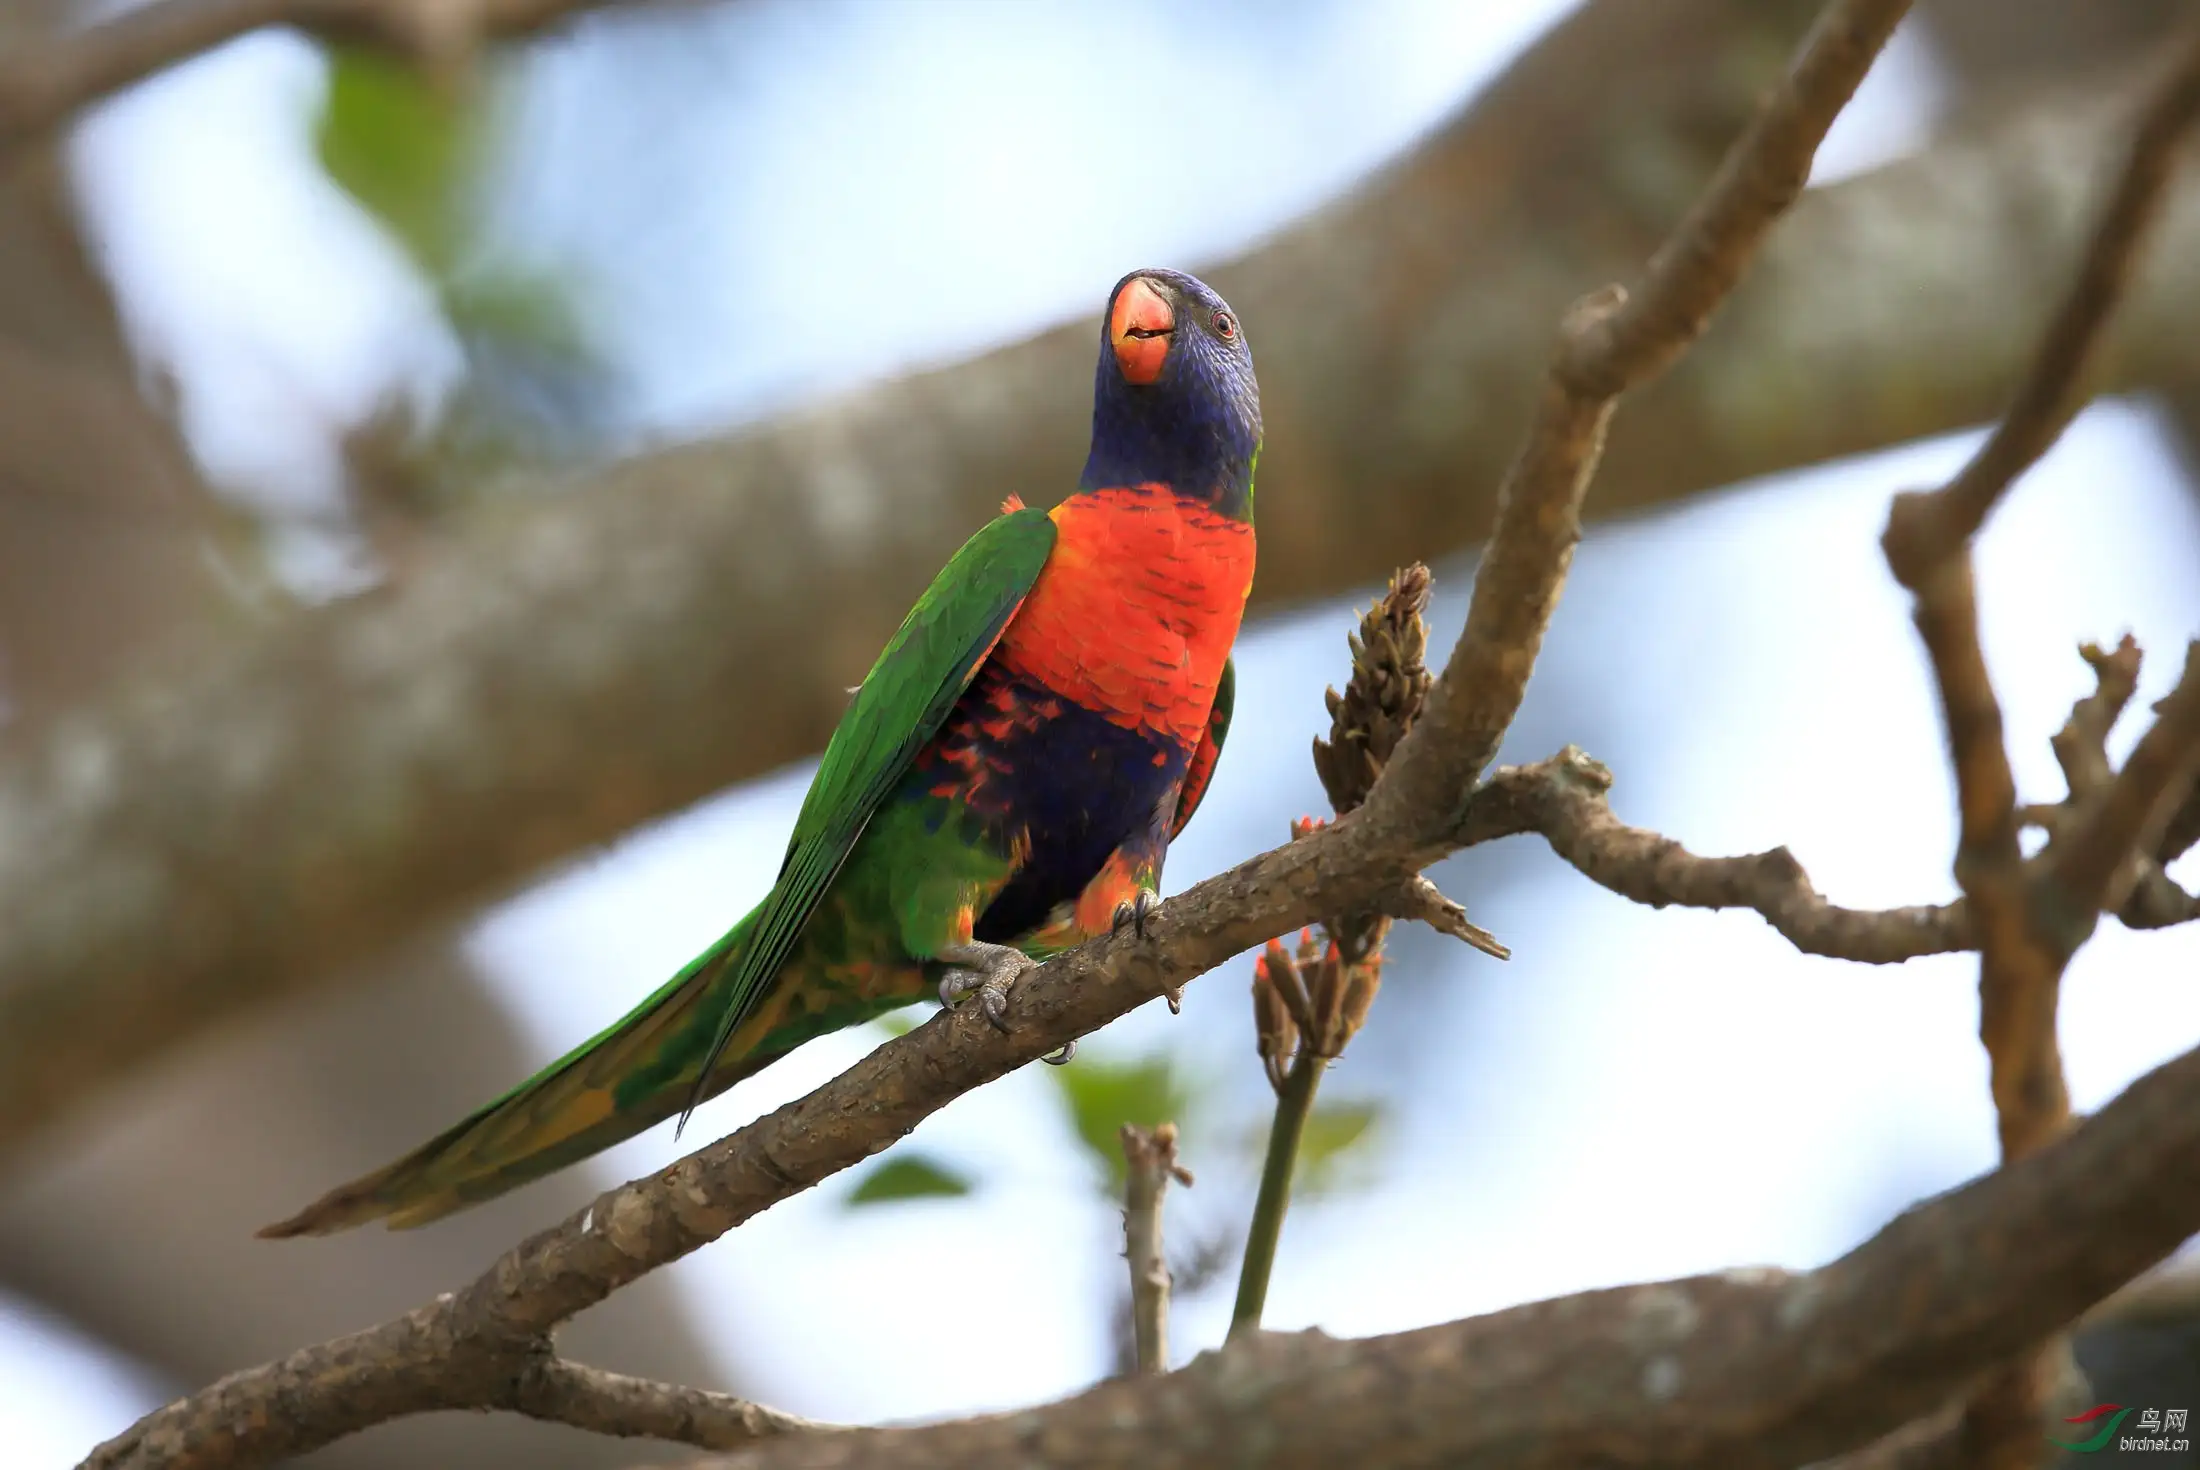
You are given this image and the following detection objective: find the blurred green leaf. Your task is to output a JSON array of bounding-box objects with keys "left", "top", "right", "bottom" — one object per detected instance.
[
  {"left": 316, "top": 48, "right": 477, "bottom": 274},
  {"left": 1291, "top": 1098, "right": 1385, "bottom": 1200},
  {"left": 1053, "top": 1055, "right": 1192, "bottom": 1195},
  {"left": 845, "top": 1153, "right": 973, "bottom": 1208},
  {"left": 445, "top": 270, "right": 594, "bottom": 363}
]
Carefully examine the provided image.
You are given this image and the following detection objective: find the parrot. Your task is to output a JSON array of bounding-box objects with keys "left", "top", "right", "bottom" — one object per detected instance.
[{"left": 260, "top": 267, "right": 1259, "bottom": 1237}]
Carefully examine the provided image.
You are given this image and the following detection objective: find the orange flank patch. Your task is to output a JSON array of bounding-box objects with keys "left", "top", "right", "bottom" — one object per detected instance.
[
  {"left": 1000, "top": 493, "right": 1027, "bottom": 514},
  {"left": 1073, "top": 848, "right": 1156, "bottom": 938},
  {"left": 992, "top": 483, "right": 1255, "bottom": 748}
]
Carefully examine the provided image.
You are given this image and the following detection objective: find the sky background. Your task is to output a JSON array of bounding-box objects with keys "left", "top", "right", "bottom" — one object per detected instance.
[{"left": 10, "top": 0, "right": 2199, "bottom": 1461}]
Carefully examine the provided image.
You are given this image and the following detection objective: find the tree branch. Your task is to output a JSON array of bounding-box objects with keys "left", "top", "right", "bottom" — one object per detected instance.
[
  {"left": 1874, "top": 24, "right": 2200, "bottom": 1458},
  {"left": 2045, "top": 641, "right": 2200, "bottom": 926},
  {"left": 0, "top": 0, "right": 634, "bottom": 148},
  {"left": 75, "top": 798, "right": 1538, "bottom": 1470},
  {"left": 78, "top": 4, "right": 1911, "bottom": 1464},
  {"left": 1361, "top": 0, "right": 1910, "bottom": 846},
  {"left": 688, "top": 1033, "right": 2200, "bottom": 1470},
  {"left": 1118, "top": 1123, "right": 1189, "bottom": 1378},
  {"left": 1878, "top": 13, "right": 2200, "bottom": 1156},
  {"left": 512, "top": 1357, "right": 833, "bottom": 1450},
  {"left": 87, "top": 1336, "right": 831, "bottom": 1470},
  {"left": 1462, "top": 748, "right": 1976, "bottom": 962},
  {"left": 2022, "top": 640, "right": 2200, "bottom": 934}
]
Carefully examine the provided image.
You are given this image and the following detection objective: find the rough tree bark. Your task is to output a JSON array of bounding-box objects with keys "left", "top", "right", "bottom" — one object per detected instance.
[{"left": 1924, "top": 0, "right": 2200, "bottom": 495}]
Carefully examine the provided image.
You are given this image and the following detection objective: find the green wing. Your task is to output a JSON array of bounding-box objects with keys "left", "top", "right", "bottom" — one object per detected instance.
[
  {"left": 257, "top": 507, "right": 1057, "bottom": 1237},
  {"left": 1169, "top": 657, "right": 1234, "bottom": 841},
  {"left": 680, "top": 505, "right": 1058, "bottom": 1120}
]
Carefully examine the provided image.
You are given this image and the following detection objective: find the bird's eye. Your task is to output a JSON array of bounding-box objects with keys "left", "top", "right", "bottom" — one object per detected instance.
[{"left": 1212, "top": 310, "right": 1236, "bottom": 339}]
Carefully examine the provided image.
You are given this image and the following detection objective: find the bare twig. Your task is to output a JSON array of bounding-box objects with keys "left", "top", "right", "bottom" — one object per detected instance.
[
  {"left": 2021, "top": 639, "right": 2200, "bottom": 936},
  {"left": 0, "top": 0, "right": 634, "bottom": 148},
  {"left": 1118, "top": 1123, "right": 1191, "bottom": 1377},
  {"left": 2045, "top": 642, "right": 2200, "bottom": 928},
  {"left": 2049, "top": 637, "right": 2143, "bottom": 800},
  {"left": 512, "top": 1358, "right": 832, "bottom": 1450},
  {"left": 1388, "top": 874, "right": 1510, "bottom": 959},
  {"left": 1462, "top": 749, "right": 1977, "bottom": 962}
]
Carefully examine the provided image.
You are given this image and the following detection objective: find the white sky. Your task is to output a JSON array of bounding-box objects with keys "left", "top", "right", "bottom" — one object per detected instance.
[{"left": 18, "top": 0, "right": 2200, "bottom": 1456}]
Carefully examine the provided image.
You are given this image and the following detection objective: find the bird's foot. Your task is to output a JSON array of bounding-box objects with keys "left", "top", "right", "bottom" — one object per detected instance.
[
  {"left": 1112, "top": 887, "right": 1161, "bottom": 940},
  {"left": 939, "top": 941, "right": 1075, "bottom": 1064},
  {"left": 938, "top": 940, "right": 1040, "bottom": 1034},
  {"left": 1111, "top": 887, "right": 1182, "bottom": 1014}
]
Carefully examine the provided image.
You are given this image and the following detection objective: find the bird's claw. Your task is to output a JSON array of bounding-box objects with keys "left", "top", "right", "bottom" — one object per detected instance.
[
  {"left": 1042, "top": 1039, "right": 1077, "bottom": 1065},
  {"left": 1112, "top": 887, "right": 1161, "bottom": 941},
  {"left": 937, "top": 941, "right": 1038, "bottom": 1038},
  {"left": 1109, "top": 889, "right": 1181, "bottom": 1013}
]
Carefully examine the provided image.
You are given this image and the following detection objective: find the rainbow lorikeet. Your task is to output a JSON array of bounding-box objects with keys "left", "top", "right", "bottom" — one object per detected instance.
[{"left": 261, "top": 269, "right": 1259, "bottom": 1236}]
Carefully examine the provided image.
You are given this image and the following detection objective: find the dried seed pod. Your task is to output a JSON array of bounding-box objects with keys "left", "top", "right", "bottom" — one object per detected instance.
[
  {"left": 1308, "top": 938, "right": 1348, "bottom": 1056},
  {"left": 1336, "top": 952, "right": 1385, "bottom": 1046},
  {"left": 1311, "top": 564, "right": 1435, "bottom": 961},
  {"left": 1251, "top": 946, "right": 1300, "bottom": 1095},
  {"left": 1264, "top": 930, "right": 1319, "bottom": 1036}
]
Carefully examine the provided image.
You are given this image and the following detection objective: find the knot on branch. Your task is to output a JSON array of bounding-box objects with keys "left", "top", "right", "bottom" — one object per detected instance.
[
  {"left": 1550, "top": 744, "right": 1615, "bottom": 794},
  {"left": 1554, "top": 283, "right": 1633, "bottom": 397}
]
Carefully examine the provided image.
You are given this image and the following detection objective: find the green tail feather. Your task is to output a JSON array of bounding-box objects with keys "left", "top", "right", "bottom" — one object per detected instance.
[{"left": 260, "top": 911, "right": 769, "bottom": 1237}]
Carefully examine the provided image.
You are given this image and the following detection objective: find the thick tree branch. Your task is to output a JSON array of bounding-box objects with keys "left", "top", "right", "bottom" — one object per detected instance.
[
  {"left": 692, "top": 1034, "right": 2200, "bottom": 1470},
  {"left": 0, "top": 0, "right": 633, "bottom": 146},
  {"left": 79, "top": 6, "right": 1911, "bottom": 1464},
  {"left": 85, "top": 1335, "right": 830, "bottom": 1470}
]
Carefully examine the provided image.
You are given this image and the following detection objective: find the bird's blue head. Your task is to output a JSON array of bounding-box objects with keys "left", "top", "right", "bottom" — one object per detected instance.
[{"left": 1080, "top": 268, "right": 1260, "bottom": 522}]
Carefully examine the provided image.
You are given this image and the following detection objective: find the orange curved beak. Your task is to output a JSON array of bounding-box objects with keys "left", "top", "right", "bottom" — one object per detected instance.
[{"left": 1110, "top": 277, "right": 1174, "bottom": 385}]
